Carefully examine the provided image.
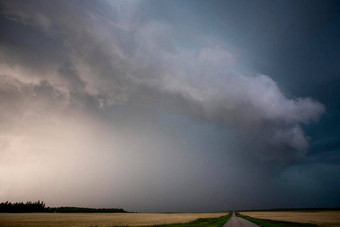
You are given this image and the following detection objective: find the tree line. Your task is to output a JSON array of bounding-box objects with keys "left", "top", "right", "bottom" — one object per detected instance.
[
  {"left": 0, "top": 201, "right": 46, "bottom": 212},
  {"left": 0, "top": 201, "right": 128, "bottom": 213}
]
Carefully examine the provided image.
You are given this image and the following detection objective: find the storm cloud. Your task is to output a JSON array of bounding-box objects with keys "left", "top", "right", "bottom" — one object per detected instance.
[
  {"left": 0, "top": 0, "right": 338, "bottom": 211},
  {"left": 0, "top": 0, "right": 324, "bottom": 155}
]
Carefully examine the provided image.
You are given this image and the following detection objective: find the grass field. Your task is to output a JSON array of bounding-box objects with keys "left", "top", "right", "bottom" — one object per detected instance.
[
  {"left": 240, "top": 211, "right": 340, "bottom": 227},
  {"left": 240, "top": 214, "right": 317, "bottom": 227},
  {"left": 153, "top": 213, "right": 232, "bottom": 227},
  {"left": 0, "top": 212, "right": 229, "bottom": 227}
]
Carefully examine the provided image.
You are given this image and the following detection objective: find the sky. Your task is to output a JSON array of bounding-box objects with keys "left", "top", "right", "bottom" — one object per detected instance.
[{"left": 0, "top": 0, "right": 339, "bottom": 212}]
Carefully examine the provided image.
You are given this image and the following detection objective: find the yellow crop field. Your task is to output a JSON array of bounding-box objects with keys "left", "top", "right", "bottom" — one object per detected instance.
[
  {"left": 241, "top": 211, "right": 340, "bottom": 227},
  {"left": 0, "top": 212, "right": 228, "bottom": 227}
]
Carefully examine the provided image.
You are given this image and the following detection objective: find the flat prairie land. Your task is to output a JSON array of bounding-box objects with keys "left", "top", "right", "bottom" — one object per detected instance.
[
  {"left": 241, "top": 211, "right": 340, "bottom": 227},
  {"left": 0, "top": 212, "right": 228, "bottom": 227}
]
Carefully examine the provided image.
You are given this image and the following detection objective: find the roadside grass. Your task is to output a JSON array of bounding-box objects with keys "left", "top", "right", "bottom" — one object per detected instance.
[
  {"left": 240, "top": 214, "right": 318, "bottom": 227},
  {"left": 148, "top": 213, "right": 232, "bottom": 227}
]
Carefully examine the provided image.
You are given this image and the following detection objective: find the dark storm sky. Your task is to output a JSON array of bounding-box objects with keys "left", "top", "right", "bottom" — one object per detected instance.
[{"left": 0, "top": 0, "right": 339, "bottom": 212}]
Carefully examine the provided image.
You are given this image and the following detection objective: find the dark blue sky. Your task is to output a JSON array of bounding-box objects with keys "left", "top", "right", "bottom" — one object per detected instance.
[{"left": 0, "top": 0, "right": 339, "bottom": 211}]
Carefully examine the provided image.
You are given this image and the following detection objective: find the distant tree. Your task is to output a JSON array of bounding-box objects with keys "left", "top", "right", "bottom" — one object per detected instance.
[
  {"left": 0, "top": 201, "right": 46, "bottom": 212},
  {"left": 0, "top": 201, "right": 128, "bottom": 213}
]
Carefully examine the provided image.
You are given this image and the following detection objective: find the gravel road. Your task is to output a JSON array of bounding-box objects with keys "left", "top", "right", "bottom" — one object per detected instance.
[{"left": 223, "top": 213, "right": 259, "bottom": 227}]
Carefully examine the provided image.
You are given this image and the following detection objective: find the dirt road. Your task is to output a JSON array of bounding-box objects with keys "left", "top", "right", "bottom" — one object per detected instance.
[{"left": 224, "top": 213, "right": 258, "bottom": 227}]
